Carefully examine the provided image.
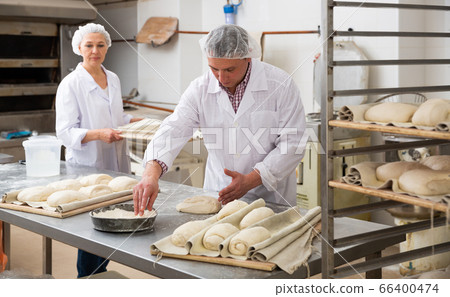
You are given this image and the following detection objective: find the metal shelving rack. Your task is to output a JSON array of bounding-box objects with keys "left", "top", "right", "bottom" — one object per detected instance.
[{"left": 320, "top": 1, "right": 450, "bottom": 278}]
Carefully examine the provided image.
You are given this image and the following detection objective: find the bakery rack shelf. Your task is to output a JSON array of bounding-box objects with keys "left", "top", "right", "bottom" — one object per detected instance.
[{"left": 320, "top": 0, "right": 450, "bottom": 278}]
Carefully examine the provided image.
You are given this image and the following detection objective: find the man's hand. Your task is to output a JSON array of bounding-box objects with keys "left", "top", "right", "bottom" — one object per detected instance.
[
  {"left": 132, "top": 161, "right": 162, "bottom": 216},
  {"left": 218, "top": 168, "right": 262, "bottom": 205}
]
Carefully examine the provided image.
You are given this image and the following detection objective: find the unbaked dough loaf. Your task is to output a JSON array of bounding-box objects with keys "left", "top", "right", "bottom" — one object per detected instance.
[
  {"left": 47, "top": 179, "right": 82, "bottom": 191},
  {"left": 79, "top": 174, "right": 113, "bottom": 186},
  {"left": 17, "top": 186, "right": 55, "bottom": 202},
  {"left": 398, "top": 169, "right": 450, "bottom": 196},
  {"left": 216, "top": 200, "right": 248, "bottom": 221},
  {"left": 420, "top": 155, "right": 450, "bottom": 171},
  {"left": 412, "top": 98, "right": 450, "bottom": 127},
  {"left": 228, "top": 226, "right": 271, "bottom": 256},
  {"left": 171, "top": 220, "right": 210, "bottom": 247},
  {"left": 375, "top": 161, "right": 430, "bottom": 182},
  {"left": 79, "top": 184, "right": 114, "bottom": 198},
  {"left": 46, "top": 190, "right": 90, "bottom": 207},
  {"left": 108, "top": 176, "right": 139, "bottom": 192},
  {"left": 364, "top": 102, "right": 418, "bottom": 123},
  {"left": 239, "top": 207, "right": 275, "bottom": 229},
  {"left": 176, "top": 195, "right": 221, "bottom": 214},
  {"left": 202, "top": 223, "right": 239, "bottom": 251}
]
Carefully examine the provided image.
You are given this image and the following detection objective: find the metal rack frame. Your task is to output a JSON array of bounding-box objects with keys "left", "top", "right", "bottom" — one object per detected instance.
[{"left": 320, "top": 1, "right": 450, "bottom": 278}]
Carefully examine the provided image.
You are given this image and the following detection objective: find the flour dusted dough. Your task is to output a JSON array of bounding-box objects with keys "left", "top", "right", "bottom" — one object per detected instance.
[
  {"left": 46, "top": 190, "right": 90, "bottom": 207},
  {"left": 79, "top": 184, "right": 114, "bottom": 198},
  {"left": 202, "top": 223, "right": 239, "bottom": 251},
  {"left": 79, "top": 174, "right": 113, "bottom": 186},
  {"left": 239, "top": 207, "right": 275, "bottom": 229},
  {"left": 47, "top": 179, "right": 82, "bottom": 191},
  {"left": 412, "top": 98, "right": 450, "bottom": 126},
  {"left": 375, "top": 161, "right": 430, "bottom": 182},
  {"left": 17, "top": 186, "right": 55, "bottom": 202},
  {"left": 420, "top": 155, "right": 450, "bottom": 171},
  {"left": 176, "top": 195, "right": 221, "bottom": 214},
  {"left": 229, "top": 226, "right": 271, "bottom": 256},
  {"left": 364, "top": 102, "right": 418, "bottom": 123},
  {"left": 399, "top": 169, "right": 450, "bottom": 196},
  {"left": 216, "top": 200, "right": 248, "bottom": 220},
  {"left": 108, "top": 176, "right": 139, "bottom": 192},
  {"left": 171, "top": 220, "right": 209, "bottom": 247}
]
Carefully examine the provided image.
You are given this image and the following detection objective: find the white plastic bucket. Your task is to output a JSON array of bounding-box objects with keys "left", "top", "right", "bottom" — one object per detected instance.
[{"left": 22, "top": 136, "right": 62, "bottom": 177}]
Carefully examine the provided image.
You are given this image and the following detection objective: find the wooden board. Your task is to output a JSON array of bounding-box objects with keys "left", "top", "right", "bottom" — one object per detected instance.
[
  {"left": 0, "top": 195, "right": 133, "bottom": 218},
  {"left": 136, "top": 17, "right": 178, "bottom": 46},
  {"left": 150, "top": 250, "right": 277, "bottom": 272},
  {"left": 329, "top": 120, "right": 450, "bottom": 140},
  {"left": 329, "top": 180, "right": 448, "bottom": 213}
]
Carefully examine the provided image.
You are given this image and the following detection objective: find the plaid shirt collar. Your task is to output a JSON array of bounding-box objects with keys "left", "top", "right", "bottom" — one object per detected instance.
[{"left": 219, "top": 60, "right": 252, "bottom": 113}]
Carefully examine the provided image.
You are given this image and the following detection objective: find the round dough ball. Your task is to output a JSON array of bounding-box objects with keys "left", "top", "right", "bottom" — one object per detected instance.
[
  {"left": 399, "top": 169, "right": 450, "bottom": 196},
  {"left": 412, "top": 98, "right": 450, "bottom": 126},
  {"left": 216, "top": 200, "right": 248, "bottom": 221},
  {"left": 239, "top": 207, "right": 275, "bottom": 229},
  {"left": 176, "top": 195, "right": 221, "bottom": 214},
  {"left": 420, "top": 155, "right": 450, "bottom": 171},
  {"left": 375, "top": 161, "right": 429, "bottom": 182},
  {"left": 79, "top": 184, "right": 114, "bottom": 198},
  {"left": 79, "top": 174, "right": 113, "bottom": 186},
  {"left": 108, "top": 176, "right": 139, "bottom": 192},
  {"left": 365, "top": 102, "right": 418, "bottom": 123},
  {"left": 171, "top": 220, "right": 209, "bottom": 247},
  {"left": 202, "top": 223, "right": 239, "bottom": 251},
  {"left": 46, "top": 190, "right": 89, "bottom": 207},
  {"left": 47, "top": 179, "right": 82, "bottom": 191},
  {"left": 17, "top": 186, "right": 55, "bottom": 202},
  {"left": 229, "top": 226, "right": 271, "bottom": 256}
]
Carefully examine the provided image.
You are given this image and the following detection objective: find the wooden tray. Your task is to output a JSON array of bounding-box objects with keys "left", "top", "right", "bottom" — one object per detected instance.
[{"left": 0, "top": 195, "right": 133, "bottom": 218}]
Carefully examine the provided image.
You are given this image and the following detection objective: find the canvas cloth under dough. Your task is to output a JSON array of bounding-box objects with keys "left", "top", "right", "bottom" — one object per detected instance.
[
  {"left": 338, "top": 103, "right": 376, "bottom": 122},
  {"left": 435, "top": 121, "right": 450, "bottom": 132}
]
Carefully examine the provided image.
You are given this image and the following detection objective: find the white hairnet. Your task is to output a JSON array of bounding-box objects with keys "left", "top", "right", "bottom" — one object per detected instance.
[
  {"left": 72, "top": 23, "right": 112, "bottom": 56},
  {"left": 199, "top": 24, "right": 261, "bottom": 59}
]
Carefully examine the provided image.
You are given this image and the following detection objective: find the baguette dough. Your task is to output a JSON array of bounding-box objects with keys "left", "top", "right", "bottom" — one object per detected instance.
[
  {"left": 229, "top": 226, "right": 271, "bottom": 256},
  {"left": 46, "top": 190, "right": 90, "bottom": 207},
  {"left": 365, "top": 102, "right": 418, "bottom": 123},
  {"left": 412, "top": 98, "right": 450, "bottom": 126},
  {"left": 79, "top": 174, "right": 113, "bottom": 186},
  {"left": 420, "top": 155, "right": 450, "bottom": 171},
  {"left": 217, "top": 200, "right": 248, "bottom": 221},
  {"left": 17, "top": 186, "right": 55, "bottom": 202},
  {"left": 239, "top": 207, "right": 275, "bottom": 229},
  {"left": 398, "top": 169, "right": 450, "bottom": 196},
  {"left": 79, "top": 184, "right": 114, "bottom": 198},
  {"left": 171, "top": 220, "right": 210, "bottom": 247},
  {"left": 176, "top": 195, "right": 221, "bottom": 214},
  {"left": 108, "top": 176, "right": 139, "bottom": 192},
  {"left": 375, "top": 161, "right": 430, "bottom": 182},
  {"left": 47, "top": 179, "right": 82, "bottom": 191},
  {"left": 202, "top": 223, "right": 239, "bottom": 251}
]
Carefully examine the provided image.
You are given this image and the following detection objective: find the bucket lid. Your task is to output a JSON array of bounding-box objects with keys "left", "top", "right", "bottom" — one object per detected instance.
[{"left": 23, "top": 136, "right": 62, "bottom": 148}]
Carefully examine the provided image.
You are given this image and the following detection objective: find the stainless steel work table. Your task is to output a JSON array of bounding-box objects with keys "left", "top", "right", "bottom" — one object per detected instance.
[{"left": 0, "top": 162, "right": 404, "bottom": 278}]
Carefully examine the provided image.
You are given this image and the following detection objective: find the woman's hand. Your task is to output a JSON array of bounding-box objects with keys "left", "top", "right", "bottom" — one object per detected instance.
[{"left": 82, "top": 128, "right": 123, "bottom": 144}]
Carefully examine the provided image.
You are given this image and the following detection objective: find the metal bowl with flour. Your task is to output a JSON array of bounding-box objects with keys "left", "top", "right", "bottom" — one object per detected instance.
[{"left": 90, "top": 203, "right": 157, "bottom": 233}]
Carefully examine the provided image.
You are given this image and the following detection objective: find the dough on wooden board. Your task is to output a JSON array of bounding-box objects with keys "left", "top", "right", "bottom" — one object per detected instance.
[
  {"left": 202, "top": 223, "right": 239, "bottom": 251},
  {"left": 79, "top": 174, "right": 113, "bottom": 186},
  {"left": 412, "top": 98, "right": 450, "bottom": 127},
  {"left": 239, "top": 207, "right": 275, "bottom": 229},
  {"left": 171, "top": 220, "right": 210, "bottom": 247},
  {"left": 216, "top": 200, "right": 248, "bottom": 221},
  {"left": 108, "top": 176, "right": 139, "bottom": 192},
  {"left": 398, "top": 169, "right": 450, "bottom": 196},
  {"left": 46, "top": 190, "right": 90, "bottom": 207},
  {"left": 420, "top": 155, "right": 450, "bottom": 171},
  {"left": 228, "top": 226, "right": 271, "bottom": 256},
  {"left": 79, "top": 184, "right": 114, "bottom": 198},
  {"left": 47, "top": 179, "right": 82, "bottom": 191},
  {"left": 176, "top": 195, "right": 221, "bottom": 214},
  {"left": 375, "top": 161, "right": 430, "bottom": 182},
  {"left": 17, "top": 186, "right": 55, "bottom": 202},
  {"left": 364, "top": 102, "right": 418, "bottom": 123}
]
